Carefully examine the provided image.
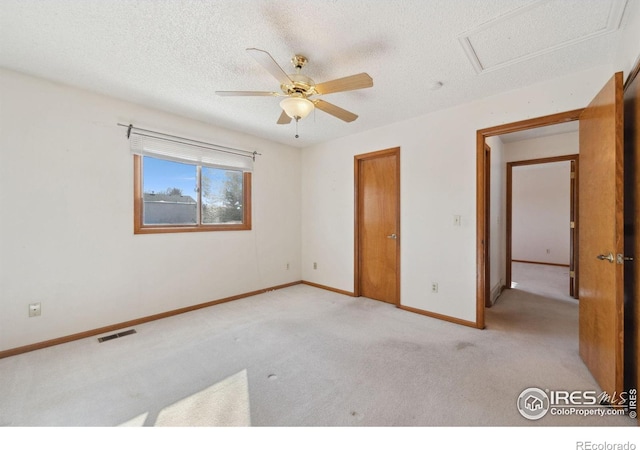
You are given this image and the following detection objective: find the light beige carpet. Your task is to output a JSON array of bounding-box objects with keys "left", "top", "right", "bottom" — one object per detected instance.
[
  {"left": 510, "top": 261, "right": 575, "bottom": 303},
  {"left": 0, "top": 283, "right": 634, "bottom": 430}
]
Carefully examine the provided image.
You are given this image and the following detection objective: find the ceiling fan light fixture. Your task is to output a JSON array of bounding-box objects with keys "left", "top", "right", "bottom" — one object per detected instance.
[
  {"left": 280, "top": 97, "right": 314, "bottom": 120},
  {"left": 219, "top": 49, "right": 373, "bottom": 126}
]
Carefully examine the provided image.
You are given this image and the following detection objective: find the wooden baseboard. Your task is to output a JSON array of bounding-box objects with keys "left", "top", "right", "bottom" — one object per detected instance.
[
  {"left": 0, "top": 281, "right": 302, "bottom": 359},
  {"left": 398, "top": 305, "right": 481, "bottom": 329},
  {"left": 301, "top": 281, "right": 482, "bottom": 330},
  {"left": 301, "top": 280, "right": 355, "bottom": 297},
  {"left": 1, "top": 281, "right": 483, "bottom": 359},
  {"left": 512, "top": 259, "right": 570, "bottom": 268},
  {"left": 303, "top": 282, "right": 480, "bottom": 329}
]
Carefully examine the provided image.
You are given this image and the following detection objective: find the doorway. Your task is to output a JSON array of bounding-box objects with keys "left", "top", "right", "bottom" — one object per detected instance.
[
  {"left": 354, "top": 147, "right": 400, "bottom": 305},
  {"left": 476, "top": 71, "right": 634, "bottom": 408},
  {"left": 475, "top": 109, "right": 584, "bottom": 327},
  {"left": 507, "top": 155, "right": 579, "bottom": 300}
]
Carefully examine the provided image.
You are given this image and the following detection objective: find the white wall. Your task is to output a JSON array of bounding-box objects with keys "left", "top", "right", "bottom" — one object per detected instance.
[
  {"left": 2, "top": 39, "right": 637, "bottom": 350},
  {"left": 615, "top": 0, "right": 640, "bottom": 81},
  {"left": 504, "top": 132, "right": 579, "bottom": 162},
  {"left": 486, "top": 135, "right": 506, "bottom": 303},
  {"left": 511, "top": 162, "right": 571, "bottom": 265},
  {"left": 301, "top": 65, "right": 612, "bottom": 323},
  {"left": 0, "top": 69, "right": 301, "bottom": 351}
]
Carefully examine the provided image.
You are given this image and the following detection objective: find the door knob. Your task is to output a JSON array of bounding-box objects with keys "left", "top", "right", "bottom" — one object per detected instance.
[
  {"left": 387, "top": 233, "right": 397, "bottom": 239},
  {"left": 596, "top": 252, "right": 614, "bottom": 263}
]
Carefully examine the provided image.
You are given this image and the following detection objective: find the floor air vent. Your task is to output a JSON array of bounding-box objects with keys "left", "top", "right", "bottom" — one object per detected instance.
[{"left": 98, "top": 329, "right": 136, "bottom": 343}]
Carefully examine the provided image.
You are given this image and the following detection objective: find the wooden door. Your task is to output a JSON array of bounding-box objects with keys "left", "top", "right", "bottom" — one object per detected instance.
[
  {"left": 622, "top": 62, "right": 639, "bottom": 422},
  {"left": 355, "top": 148, "right": 400, "bottom": 304},
  {"left": 570, "top": 159, "right": 578, "bottom": 298},
  {"left": 578, "top": 72, "right": 624, "bottom": 396}
]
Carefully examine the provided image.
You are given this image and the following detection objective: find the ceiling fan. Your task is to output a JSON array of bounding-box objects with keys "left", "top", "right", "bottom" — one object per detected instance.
[{"left": 216, "top": 48, "right": 373, "bottom": 133}]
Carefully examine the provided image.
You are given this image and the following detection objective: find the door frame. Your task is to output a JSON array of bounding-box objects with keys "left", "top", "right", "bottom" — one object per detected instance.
[
  {"left": 354, "top": 147, "right": 401, "bottom": 304},
  {"left": 506, "top": 154, "right": 579, "bottom": 297},
  {"left": 476, "top": 109, "right": 584, "bottom": 328},
  {"left": 484, "top": 143, "right": 492, "bottom": 308}
]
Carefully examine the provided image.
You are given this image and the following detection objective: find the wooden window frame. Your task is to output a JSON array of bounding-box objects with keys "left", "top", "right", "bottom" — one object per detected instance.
[{"left": 133, "top": 155, "right": 252, "bottom": 234}]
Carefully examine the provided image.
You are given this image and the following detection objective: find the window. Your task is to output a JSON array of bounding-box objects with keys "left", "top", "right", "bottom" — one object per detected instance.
[
  {"left": 134, "top": 155, "right": 251, "bottom": 234},
  {"left": 126, "top": 125, "right": 255, "bottom": 234},
  {"left": 134, "top": 155, "right": 251, "bottom": 233}
]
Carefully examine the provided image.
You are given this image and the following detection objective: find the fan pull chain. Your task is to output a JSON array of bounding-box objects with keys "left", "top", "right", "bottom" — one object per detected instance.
[{"left": 295, "top": 117, "right": 299, "bottom": 138}]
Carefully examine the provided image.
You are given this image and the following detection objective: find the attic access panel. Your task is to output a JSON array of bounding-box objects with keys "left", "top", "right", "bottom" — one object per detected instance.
[{"left": 459, "top": 0, "right": 628, "bottom": 74}]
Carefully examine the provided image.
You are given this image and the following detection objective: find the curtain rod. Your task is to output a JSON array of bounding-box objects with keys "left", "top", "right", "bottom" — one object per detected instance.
[{"left": 117, "top": 123, "right": 261, "bottom": 161}]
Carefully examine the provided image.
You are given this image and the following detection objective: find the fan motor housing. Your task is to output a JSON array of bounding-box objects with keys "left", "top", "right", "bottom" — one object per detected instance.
[{"left": 281, "top": 74, "right": 316, "bottom": 97}]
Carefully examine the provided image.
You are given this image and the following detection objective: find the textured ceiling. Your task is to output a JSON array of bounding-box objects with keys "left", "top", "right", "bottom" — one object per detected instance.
[{"left": 0, "top": 0, "right": 636, "bottom": 148}]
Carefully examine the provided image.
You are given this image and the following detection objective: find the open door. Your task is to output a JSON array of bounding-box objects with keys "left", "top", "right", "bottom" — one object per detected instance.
[
  {"left": 578, "top": 72, "right": 624, "bottom": 396},
  {"left": 569, "top": 159, "right": 579, "bottom": 298}
]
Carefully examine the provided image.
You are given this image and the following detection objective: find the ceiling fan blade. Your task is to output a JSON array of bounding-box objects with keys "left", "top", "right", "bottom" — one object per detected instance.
[
  {"left": 314, "top": 73, "right": 373, "bottom": 95},
  {"left": 215, "top": 90, "right": 280, "bottom": 96},
  {"left": 277, "top": 109, "right": 292, "bottom": 124},
  {"left": 313, "top": 99, "right": 358, "bottom": 122},
  {"left": 246, "top": 48, "right": 293, "bottom": 86}
]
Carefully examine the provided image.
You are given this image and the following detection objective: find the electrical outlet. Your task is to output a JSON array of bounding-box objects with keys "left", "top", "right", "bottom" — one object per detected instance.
[
  {"left": 431, "top": 282, "right": 438, "bottom": 293},
  {"left": 546, "top": 249, "right": 551, "bottom": 254},
  {"left": 286, "top": 262, "right": 290, "bottom": 270},
  {"left": 28, "top": 302, "right": 41, "bottom": 317},
  {"left": 313, "top": 262, "right": 317, "bottom": 270},
  {"left": 454, "top": 215, "right": 461, "bottom": 226}
]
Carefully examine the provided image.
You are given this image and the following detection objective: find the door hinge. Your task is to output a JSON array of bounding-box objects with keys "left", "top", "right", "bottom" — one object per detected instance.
[
  {"left": 570, "top": 172, "right": 576, "bottom": 179},
  {"left": 570, "top": 221, "right": 575, "bottom": 229},
  {"left": 617, "top": 254, "right": 634, "bottom": 264},
  {"left": 569, "top": 271, "right": 575, "bottom": 278}
]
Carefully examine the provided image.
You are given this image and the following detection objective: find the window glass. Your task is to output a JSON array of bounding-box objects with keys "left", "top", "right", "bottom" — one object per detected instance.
[
  {"left": 201, "top": 167, "right": 244, "bottom": 224},
  {"left": 143, "top": 157, "right": 198, "bottom": 225},
  {"left": 136, "top": 155, "right": 251, "bottom": 233}
]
